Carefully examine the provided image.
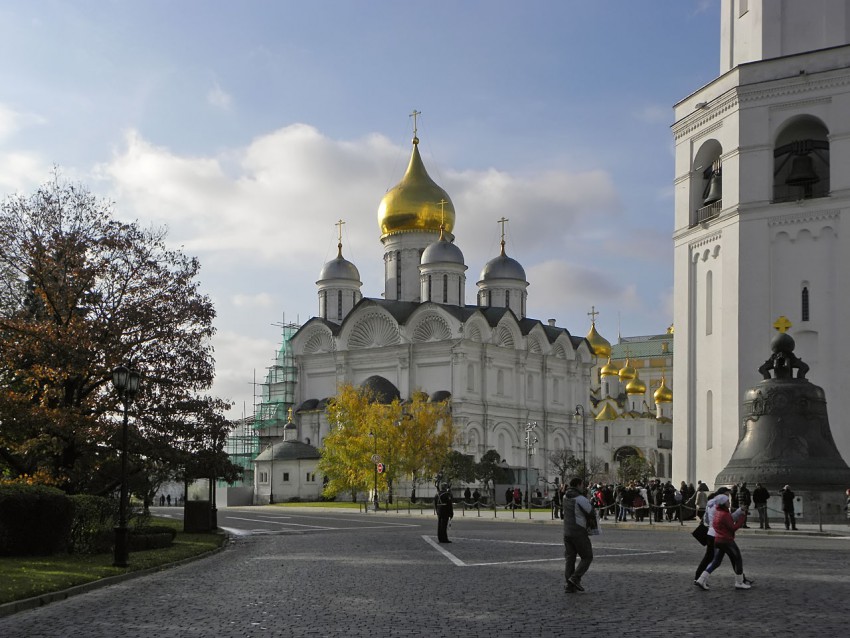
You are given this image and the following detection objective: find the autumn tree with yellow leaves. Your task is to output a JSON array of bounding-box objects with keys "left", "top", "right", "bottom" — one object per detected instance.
[{"left": 319, "top": 384, "right": 454, "bottom": 503}]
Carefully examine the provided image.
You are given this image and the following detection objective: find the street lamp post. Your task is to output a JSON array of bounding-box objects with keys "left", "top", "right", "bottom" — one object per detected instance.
[
  {"left": 369, "top": 431, "right": 379, "bottom": 511},
  {"left": 575, "top": 404, "right": 587, "bottom": 485},
  {"left": 111, "top": 364, "right": 140, "bottom": 568},
  {"left": 524, "top": 422, "right": 538, "bottom": 520},
  {"left": 268, "top": 442, "right": 276, "bottom": 505}
]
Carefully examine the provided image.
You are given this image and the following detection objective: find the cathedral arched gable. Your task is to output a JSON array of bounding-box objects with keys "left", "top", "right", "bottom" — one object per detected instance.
[
  {"left": 291, "top": 321, "right": 335, "bottom": 355},
  {"left": 573, "top": 338, "right": 594, "bottom": 365},
  {"left": 462, "top": 314, "right": 489, "bottom": 343},
  {"left": 340, "top": 308, "right": 401, "bottom": 350},
  {"left": 526, "top": 324, "right": 549, "bottom": 355},
  {"left": 405, "top": 305, "right": 458, "bottom": 343},
  {"left": 494, "top": 315, "right": 521, "bottom": 350}
]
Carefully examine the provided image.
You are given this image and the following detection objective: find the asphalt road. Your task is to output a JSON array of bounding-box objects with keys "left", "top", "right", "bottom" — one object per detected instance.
[{"left": 2, "top": 507, "right": 849, "bottom": 637}]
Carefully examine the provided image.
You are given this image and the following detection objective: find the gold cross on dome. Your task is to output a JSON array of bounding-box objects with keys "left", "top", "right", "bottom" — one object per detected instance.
[
  {"left": 335, "top": 219, "right": 345, "bottom": 243},
  {"left": 497, "top": 217, "right": 509, "bottom": 242},
  {"left": 437, "top": 199, "right": 448, "bottom": 225},
  {"left": 588, "top": 306, "right": 599, "bottom": 323},
  {"left": 773, "top": 316, "right": 792, "bottom": 333},
  {"left": 410, "top": 109, "right": 421, "bottom": 137}
]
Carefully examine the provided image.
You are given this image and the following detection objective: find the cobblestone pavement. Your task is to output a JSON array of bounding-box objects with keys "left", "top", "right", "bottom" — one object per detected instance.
[{"left": 1, "top": 509, "right": 849, "bottom": 638}]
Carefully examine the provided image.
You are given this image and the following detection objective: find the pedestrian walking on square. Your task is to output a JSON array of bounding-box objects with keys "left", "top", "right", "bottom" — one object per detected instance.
[
  {"left": 752, "top": 483, "right": 770, "bottom": 529},
  {"left": 563, "top": 477, "right": 595, "bottom": 594},
  {"left": 435, "top": 482, "right": 453, "bottom": 543},
  {"left": 551, "top": 478, "right": 562, "bottom": 519},
  {"left": 739, "top": 482, "right": 752, "bottom": 527},
  {"left": 781, "top": 485, "right": 797, "bottom": 530},
  {"left": 695, "top": 494, "right": 750, "bottom": 590},
  {"left": 692, "top": 486, "right": 752, "bottom": 588}
]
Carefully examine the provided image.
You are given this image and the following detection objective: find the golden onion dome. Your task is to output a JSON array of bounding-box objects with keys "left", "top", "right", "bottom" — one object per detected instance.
[
  {"left": 626, "top": 374, "right": 647, "bottom": 395},
  {"left": 585, "top": 322, "right": 611, "bottom": 358},
  {"left": 377, "top": 137, "right": 455, "bottom": 238},
  {"left": 595, "top": 402, "right": 619, "bottom": 421},
  {"left": 618, "top": 358, "right": 636, "bottom": 381},
  {"left": 654, "top": 377, "right": 673, "bottom": 403},
  {"left": 600, "top": 357, "right": 619, "bottom": 377}
]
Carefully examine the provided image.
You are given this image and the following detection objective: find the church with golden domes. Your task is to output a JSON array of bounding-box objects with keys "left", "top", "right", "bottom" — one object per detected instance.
[
  {"left": 585, "top": 321, "right": 675, "bottom": 481},
  {"left": 267, "top": 128, "right": 598, "bottom": 500}
]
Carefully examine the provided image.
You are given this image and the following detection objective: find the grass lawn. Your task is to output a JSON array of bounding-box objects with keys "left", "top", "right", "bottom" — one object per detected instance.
[{"left": 0, "top": 517, "right": 225, "bottom": 606}]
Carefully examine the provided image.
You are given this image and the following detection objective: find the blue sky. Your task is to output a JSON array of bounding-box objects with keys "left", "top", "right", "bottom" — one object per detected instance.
[{"left": 0, "top": 1, "right": 720, "bottom": 414}]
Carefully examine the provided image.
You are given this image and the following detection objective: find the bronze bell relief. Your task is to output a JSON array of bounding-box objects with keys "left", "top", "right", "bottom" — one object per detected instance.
[{"left": 715, "top": 324, "right": 850, "bottom": 492}]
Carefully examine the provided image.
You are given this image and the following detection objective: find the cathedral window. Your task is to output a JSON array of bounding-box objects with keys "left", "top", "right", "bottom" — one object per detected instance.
[
  {"left": 692, "top": 140, "right": 722, "bottom": 226},
  {"left": 527, "top": 375, "right": 534, "bottom": 399},
  {"left": 553, "top": 378, "right": 561, "bottom": 403},
  {"left": 604, "top": 426, "right": 609, "bottom": 444},
  {"left": 443, "top": 274, "right": 448, "bottom": 303},
  {"left": 337, "top": 291, "right": 343, "bottom": 320},
  {"left": 467, "top": 364, "right": 475, "bottom": 391},
  {"left": 283, "top": 472, "right": 290, "bottom": 482},
  {"left": 319, "top": 290, "right": 326, "bottom": 319},
  {"left": 488, "top": 290, "right": 492, "bottom": 307},
  {"left": 496, "top": 369, "right": 505, "bottom": 395},
  {"left": 427, "top": 275, "right": 432, "bottom": 301},
  {"left": 505, "top": 290, "right": 510, "bottom": 308},
  {"left": 802, "top": 286, "right": 810, "bottom": 322},
  {"left": 458, "top": 279, "right": 462, "bottom": 304}
]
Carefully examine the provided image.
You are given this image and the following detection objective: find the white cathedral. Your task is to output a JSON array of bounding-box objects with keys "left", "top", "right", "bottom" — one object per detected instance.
[
  {"left": 672, "top": 0, "right": 850, "bottom": 485},
  {"left": 263, "top": 127, "right": 599, "bottom": 499}
]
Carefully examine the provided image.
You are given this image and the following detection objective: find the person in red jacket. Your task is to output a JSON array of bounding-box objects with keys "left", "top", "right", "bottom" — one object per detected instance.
[{"left": 695, "top": 494, "right": 750, "bottom": 590}]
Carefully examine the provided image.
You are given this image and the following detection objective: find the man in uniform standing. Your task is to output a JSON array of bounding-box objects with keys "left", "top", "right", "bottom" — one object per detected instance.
[{"left": 435, "top": 482, "right": 454, "bottom": 543}]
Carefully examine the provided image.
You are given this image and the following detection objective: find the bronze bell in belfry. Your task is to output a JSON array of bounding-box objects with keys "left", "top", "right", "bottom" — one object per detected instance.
[
  {"left": 703, "top": 171, "right": 722, "bottom": 205},
  {"left": 715, "top": 330, "right": 850, "bottom": 506},
  {"left": 785, "top": 153, "right": 820, "bottom": 186}
]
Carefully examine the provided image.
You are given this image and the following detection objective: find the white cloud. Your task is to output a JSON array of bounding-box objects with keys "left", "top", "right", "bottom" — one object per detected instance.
[
  {"left": 207, "top": 82, "right": 233, "bottom": 110},
  {"left": 91, "top": 125, "right": 669, "bottom": 410},
  {"left": 232, "top": 292, "right": 274, "bottom": 307},
  {"left": 210, "top": 330, "right": 278, "bottom": 408}
]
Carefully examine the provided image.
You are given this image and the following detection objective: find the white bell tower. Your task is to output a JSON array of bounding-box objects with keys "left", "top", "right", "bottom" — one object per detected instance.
[{"left": 672, "top": 0, "right": 850, "bottom": 485}]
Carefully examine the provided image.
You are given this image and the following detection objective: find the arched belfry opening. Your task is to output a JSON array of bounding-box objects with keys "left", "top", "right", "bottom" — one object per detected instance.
[
  {"left": 691, "top": 139, "right": 723, "bottom": 227},
  {"left": 773, "top": 117, "right": 830, "bottom": 203}
]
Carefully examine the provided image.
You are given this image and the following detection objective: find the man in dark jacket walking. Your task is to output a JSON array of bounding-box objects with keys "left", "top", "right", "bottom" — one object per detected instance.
[{"left": 563, "top": 477, "right": 594, "bottom": 593}]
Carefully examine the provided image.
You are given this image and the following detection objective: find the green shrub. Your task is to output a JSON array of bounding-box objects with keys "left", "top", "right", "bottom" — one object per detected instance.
[
  {"left": 128, "top": 525, "right": 177, "bottom": 550},
  {"left": 68, "top": 494, "right": 118, "bottom": 554},
  {"left": 0, "top": 484, "right": 73, "bottom": 555}
]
